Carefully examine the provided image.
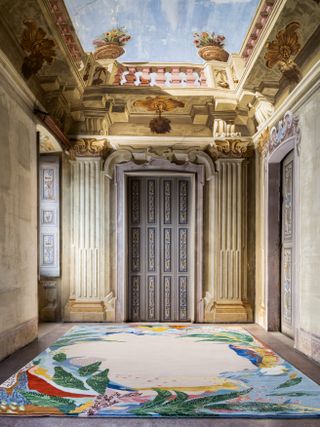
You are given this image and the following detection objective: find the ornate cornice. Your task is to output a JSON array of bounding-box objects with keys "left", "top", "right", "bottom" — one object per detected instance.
[
  {"left": 69, "top": 138, "right": 110, "bottom": 159},
  {"left": 269, "top": 110, "right": 301, "bottom": 154},
  {"left": 47, "top": 0, "right": 84, "bottom": 67},
  {"left": 242, "top": 0, "right": 276, "bottom": 60}
]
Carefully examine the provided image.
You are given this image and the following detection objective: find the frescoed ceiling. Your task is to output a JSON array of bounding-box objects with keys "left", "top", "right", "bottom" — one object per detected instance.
[{"left": 64, "top": 0, "right": 260, "bottom": 63}]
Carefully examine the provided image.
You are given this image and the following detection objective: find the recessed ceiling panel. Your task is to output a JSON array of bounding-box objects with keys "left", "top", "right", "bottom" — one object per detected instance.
[{"left": 65, "top": 0, "right": 260, "bottom": 63}]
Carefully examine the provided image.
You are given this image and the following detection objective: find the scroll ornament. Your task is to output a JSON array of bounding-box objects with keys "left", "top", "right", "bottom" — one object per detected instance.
[{"left": 269, "top": 111, "right": 301, "bottom": 154}]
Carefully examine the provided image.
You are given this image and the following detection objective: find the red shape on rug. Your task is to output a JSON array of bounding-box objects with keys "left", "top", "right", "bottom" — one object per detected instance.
[{"left": 27, "top": 370, "right": 94, "bottom": 398}]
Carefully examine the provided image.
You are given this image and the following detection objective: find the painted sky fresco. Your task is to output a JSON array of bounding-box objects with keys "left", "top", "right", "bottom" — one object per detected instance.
[{"left": 65, "top": 0, "right": 260, "bottom": 63}]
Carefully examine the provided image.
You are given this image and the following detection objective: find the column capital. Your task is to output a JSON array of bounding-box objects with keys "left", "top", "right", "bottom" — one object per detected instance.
[
  {"left": 69, "top": 138, "right": 109, "bottom": 159},
  {"left": 208, "top": 138, "right": 254, "bottom": 159}
]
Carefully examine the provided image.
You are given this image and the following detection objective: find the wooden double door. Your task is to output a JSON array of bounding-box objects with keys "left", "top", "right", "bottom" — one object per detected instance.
[{"left": 127, "top": 175, "right": 193, "bottom": 322}]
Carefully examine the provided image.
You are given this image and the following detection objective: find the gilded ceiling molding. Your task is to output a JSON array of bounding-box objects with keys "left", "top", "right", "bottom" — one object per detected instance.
[
  {"left": 20, "top": 20, "right": 56, "bottom": 79},
  {"left": 265, "top": 21, "right": 301, "bottom": 83},
  {"left": 209, "top": 139, "right": 254, "bottom": 159},
  {"left": 269, "top": 110, "right": 301, "bottom": 154},
  {"left": 69, "top": 139, "right": 109, "bottom": 159}
]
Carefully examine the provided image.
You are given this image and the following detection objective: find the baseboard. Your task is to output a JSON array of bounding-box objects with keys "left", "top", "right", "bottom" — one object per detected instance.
[
  {"left": 0, "top": 318, "right": 38, "bottom": 362},
  {"left": 296, "top": 328, "right": 320, "bottom": 365}
]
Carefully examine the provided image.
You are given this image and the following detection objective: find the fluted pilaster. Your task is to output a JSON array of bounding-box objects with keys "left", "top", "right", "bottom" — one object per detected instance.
[
  {"left": 65, "top": 156, "right": 105, "bottom": 321},
  {"left": 211, "top": 158, "right": 252, "bottom": 322}
]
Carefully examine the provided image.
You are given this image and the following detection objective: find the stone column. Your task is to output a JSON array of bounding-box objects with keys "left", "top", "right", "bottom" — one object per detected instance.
[
  {"left": 211, "top": 158, "right": 253, "bottom": 322},
  {"left": 64, "top": 139, "right": 106, "bottom": 321}
]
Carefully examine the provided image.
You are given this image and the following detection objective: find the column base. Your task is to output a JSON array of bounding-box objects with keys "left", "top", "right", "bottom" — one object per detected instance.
[
  {"left": 64, "top": 299, "right": 105, "bottom": 322},
  {"left": 206, "top": 301, "right": 253, "bottom": 323}
]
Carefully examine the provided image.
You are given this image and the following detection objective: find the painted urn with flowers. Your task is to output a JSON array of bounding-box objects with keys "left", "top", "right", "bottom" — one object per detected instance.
[
  {"left": 93, "top": 27, "right": 131, "bottom": 62},
  {"left": 193, "top": 32, "right": 229, "bottom": 62}
]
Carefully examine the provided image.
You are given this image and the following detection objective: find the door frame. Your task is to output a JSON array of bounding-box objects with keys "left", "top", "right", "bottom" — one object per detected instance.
[
  {"left": 266, "top": 134, "right": 300, "bottom": 336},
  {"left": 115, "top": 158, "right": 204, "bottom": 323}
]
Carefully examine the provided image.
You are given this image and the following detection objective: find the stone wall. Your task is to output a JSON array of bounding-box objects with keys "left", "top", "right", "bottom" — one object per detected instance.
[
  {"left": 0, "top": 59, "right": 38, "bottom": 361},
  {"left": 295, "top": 87, "right": 320, "bottom": 363}
]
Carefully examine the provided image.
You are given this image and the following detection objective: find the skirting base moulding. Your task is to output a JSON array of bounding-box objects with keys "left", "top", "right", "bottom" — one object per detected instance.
[
  {"left": 206, "top": 302, "right": 253, "bottom": 323},
  {"left": 64, "top": 300, "right": 105, "bottom": 322}
]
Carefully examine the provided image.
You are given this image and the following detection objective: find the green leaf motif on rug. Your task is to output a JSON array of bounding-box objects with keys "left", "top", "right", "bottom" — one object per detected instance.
[
  {"left": 131, "top": 388, "right": 253, "bottom": 416},
  {"left": 268, "top": 391, "right": 318, "bottom": 397},
  {"left": 19, "top": 391, "right": 76, "bottom": 413},
  {"left": 53, "top": 353, "right": 67, "bottom": 362},
  {"left": 53, "top": 367, "right": 88, "bottom": 390},
  {"left": 208, "top": 401, "right": 316, "bottom": 414},
  {"left": 86, "top": 369, "right": 109, "bottom": 394},
  {"left": 78, "top": 361, "right": 102, "bottom": 376},
  {"left": 276, "top": 377, "right": 302, "bottom": 389},
  {"left": 182, "top": 331, "right": 254, "bottom": 345}
]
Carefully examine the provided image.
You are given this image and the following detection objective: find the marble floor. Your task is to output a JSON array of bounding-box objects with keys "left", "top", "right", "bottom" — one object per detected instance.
[{"left": 0, "top": 323, "right": 320, "bottom": 427}]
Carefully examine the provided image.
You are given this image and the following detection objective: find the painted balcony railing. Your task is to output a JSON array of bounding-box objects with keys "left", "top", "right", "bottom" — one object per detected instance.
[{"left": 113, "top": 64, "right": 207, "bottom": 87}]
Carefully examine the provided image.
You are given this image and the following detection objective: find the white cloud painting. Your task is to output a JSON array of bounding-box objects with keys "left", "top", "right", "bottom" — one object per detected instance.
[{"left": 65, "top": 0, "right": 260, "bottom": 63}]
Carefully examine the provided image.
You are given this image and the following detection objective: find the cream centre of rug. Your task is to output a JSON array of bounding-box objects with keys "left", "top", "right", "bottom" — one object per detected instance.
[{"left": 67, "top": 333, "right": 254, "bottom": 389}]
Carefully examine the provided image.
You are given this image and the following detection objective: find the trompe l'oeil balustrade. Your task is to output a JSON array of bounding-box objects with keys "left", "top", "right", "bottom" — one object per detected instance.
[{"left": 113, "top": 66, "right": 208, "bottom": 87}]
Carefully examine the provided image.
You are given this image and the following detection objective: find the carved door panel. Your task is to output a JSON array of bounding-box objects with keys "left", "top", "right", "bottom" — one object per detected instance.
[
  {"left": 281, "top": 151, "right": 294, "bottom": 338},
  {"left": 128, "top": 176, "right": 192, "bottom": 322}
]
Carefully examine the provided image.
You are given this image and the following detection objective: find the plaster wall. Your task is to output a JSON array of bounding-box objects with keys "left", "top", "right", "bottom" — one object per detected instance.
[
  {"left": 0, "top": 72, "right": 38, "bottom": 361},
  {"left": 295, "top": 87, "right": 320, "bottom": 363}
]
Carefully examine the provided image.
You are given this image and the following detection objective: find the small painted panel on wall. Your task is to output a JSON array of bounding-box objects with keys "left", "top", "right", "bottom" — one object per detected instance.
[{"left": 39, "top": 156, "right": 60, "bottom": 277}]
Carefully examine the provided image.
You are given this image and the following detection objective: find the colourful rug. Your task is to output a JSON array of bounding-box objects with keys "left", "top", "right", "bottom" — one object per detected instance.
[{"left": 1, "top": 325, "right": 320, "bottom": 418}]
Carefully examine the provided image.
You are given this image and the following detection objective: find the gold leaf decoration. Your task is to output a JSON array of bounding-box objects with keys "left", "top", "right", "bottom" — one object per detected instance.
[
  {"left": 20, "top": 20, "right": 56, "bottom": 79},
  {"left": 265, "top": 21, "right": 301, "bottom": 83},
  {"left": 69, "top": 139, "right": 109, "bottom": 158},
  {"left": 257, "top": 128, "right": 270, "bottom": 156},
  {"left": 134, "top": 96, "right": 184, "bottom": 112}
]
